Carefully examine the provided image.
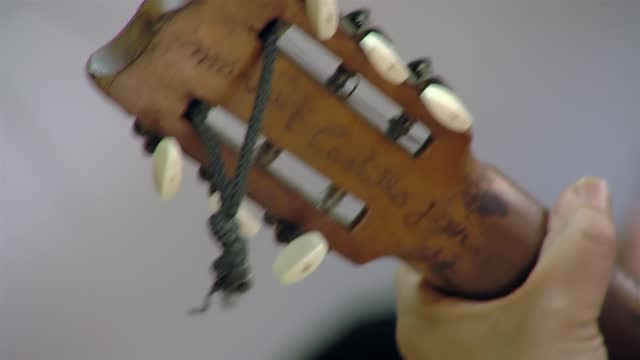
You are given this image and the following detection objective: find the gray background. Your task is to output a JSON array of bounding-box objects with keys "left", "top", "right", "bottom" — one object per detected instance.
[{"left": 1, "top": 0, "right": 639, "bottom": 359}]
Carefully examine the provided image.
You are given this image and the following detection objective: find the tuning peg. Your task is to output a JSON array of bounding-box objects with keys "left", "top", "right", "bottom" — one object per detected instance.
[
  {"left": 151, "top": 137, "right": 183, "bottom": 200},
  {"left": 420, "top": 83, "right": 473, "bottom": 133},
  {"left": 306, "top": 0, "right": 340, "bottom": 41},
  {"left": 208, "top": 192, "right": 262, "bottom": 238},
  {"left": 359, "top": 30, "right": 410, "bottom": 85},
  {"left": 272, "top": 231, "right": 328, "bottom": 285}
]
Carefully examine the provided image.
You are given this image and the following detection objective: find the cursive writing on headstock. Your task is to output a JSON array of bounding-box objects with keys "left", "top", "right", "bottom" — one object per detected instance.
[
  {"left": 181, "top": 40, "right": 237, "bottom": 77},
  {"left": 308, "top": 124, "right": 409, "bottom": 208}
]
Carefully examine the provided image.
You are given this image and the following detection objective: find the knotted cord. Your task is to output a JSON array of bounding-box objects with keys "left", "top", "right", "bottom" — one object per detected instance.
[{"left": 185, "top": 24, "right": 279, "bottom": 314}]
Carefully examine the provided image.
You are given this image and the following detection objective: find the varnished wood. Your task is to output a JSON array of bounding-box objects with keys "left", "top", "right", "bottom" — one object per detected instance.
[{"left": 86, "top": 0, "right": 639, "bottom": 356}]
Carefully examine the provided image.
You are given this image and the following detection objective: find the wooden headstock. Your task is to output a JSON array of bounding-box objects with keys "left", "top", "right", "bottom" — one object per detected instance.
[
  {"left": 86, "top": 0, "right": 546, "bottom": 299},
  {"left": 86, "top": 2, "right": 640, "bottom": 353}
]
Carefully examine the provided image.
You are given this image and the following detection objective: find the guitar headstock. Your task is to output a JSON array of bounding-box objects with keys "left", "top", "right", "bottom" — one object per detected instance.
[{"left": 86, "top": 0, "right": 547, "bottom": 309}]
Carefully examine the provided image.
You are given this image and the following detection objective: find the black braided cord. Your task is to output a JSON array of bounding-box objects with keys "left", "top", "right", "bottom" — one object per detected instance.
[{"left": 185, "top": 26, "right": 279, "bottom": 314}]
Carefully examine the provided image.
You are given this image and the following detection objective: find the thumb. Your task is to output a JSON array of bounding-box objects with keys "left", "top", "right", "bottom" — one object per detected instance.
[{"left": 526, "top": 177, "right": 617, "bottom": 312}]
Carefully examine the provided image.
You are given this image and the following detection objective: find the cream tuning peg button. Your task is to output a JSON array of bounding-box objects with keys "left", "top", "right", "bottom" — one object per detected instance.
[
  {"left": 420, "top": 83, "right": 473, "bottom": 133},
  {"left": 208, "top": 193, "right": 262, "bottom": 238},
  {"left": 152, "top": 137, "right": 183, "bottom": 200},
  {"left": 306, "top": 0, "right": 340, "bottom": 41},
  {"left": 273, "top": 231, "right": 328, "bottom": 285},
  {"left": 359, "top": 31, "right": 410, "bottom": 85}
]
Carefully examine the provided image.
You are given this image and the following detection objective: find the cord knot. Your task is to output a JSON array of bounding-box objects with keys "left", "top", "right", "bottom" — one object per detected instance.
[
  {"left": 209, "top": 212, "right": 240, "bottom": 245},
  {"left": 187, "top": 23, "right": 279, "bottom": 314}
]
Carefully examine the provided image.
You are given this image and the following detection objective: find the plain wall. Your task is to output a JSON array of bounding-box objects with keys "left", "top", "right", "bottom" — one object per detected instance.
[{"left": 1, "top": 0, "right": 639, "bottom": 359}]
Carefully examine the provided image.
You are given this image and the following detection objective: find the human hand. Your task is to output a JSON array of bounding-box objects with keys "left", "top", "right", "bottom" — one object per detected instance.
[{"left": 395, "top": 177, "right": 616, "bottom": 360}]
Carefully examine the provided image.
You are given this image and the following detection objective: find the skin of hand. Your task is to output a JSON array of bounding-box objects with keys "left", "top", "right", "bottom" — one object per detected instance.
[
  {"left": 395, "top": 177, "right": 616, "bottom": 360},
  {"left": 620, "top": 207, "right": 640, "bottom": 277}
]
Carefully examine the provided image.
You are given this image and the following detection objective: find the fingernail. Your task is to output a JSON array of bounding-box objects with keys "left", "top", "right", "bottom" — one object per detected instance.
[{"left": 575, "top": 177, "right": 610, "bottom": 210}]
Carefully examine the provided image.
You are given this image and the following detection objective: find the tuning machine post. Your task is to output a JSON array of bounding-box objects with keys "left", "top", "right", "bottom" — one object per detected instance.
[{"left": 253, "top": 140, "right": 282, "bottom": 167}]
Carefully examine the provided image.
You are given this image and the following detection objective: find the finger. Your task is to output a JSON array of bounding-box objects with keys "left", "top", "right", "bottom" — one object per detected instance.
[
  {"left": 620, "top": 207, "right": 640, "bottom": 278},
  {"left": 539, "top": 182, "right": 582, "bottom": 254},
  {"left": 527, "top": 177, "right": 617, "bottom": 311},
  {"left": 395, "top": 261, "right": 510, "bottom": 318}
]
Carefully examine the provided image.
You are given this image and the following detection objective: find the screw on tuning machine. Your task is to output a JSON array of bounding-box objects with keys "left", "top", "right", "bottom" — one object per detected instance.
[
  {"left": 341, "top": 8, "right": 371, "bottom": 36},
  {"left": 407, "top": 57, "right": 433, "bottom": 88}
]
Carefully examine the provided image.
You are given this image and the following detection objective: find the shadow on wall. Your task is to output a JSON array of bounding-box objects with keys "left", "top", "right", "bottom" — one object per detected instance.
[
  {"left": 303, "top": 311, "right": 402, "bottom": 360},
  {"left": 274, "top": 292, "right": 402, "bottom": 360}
]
